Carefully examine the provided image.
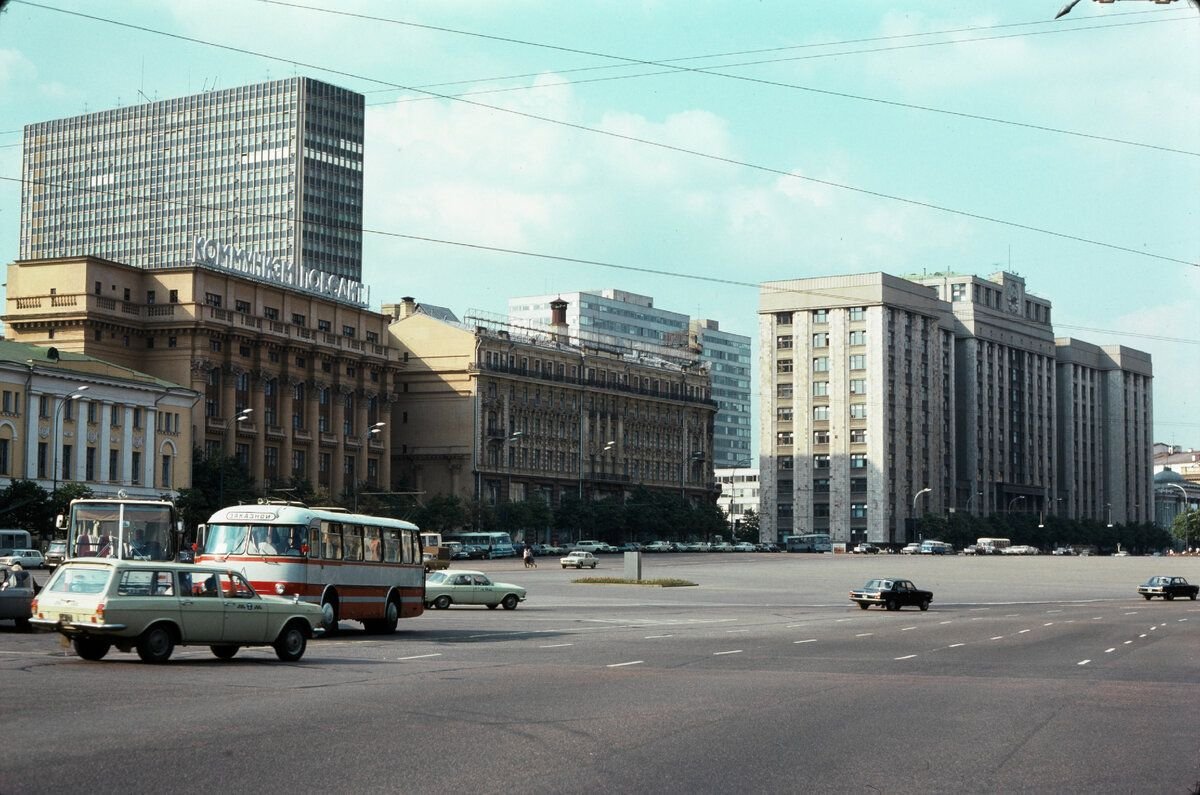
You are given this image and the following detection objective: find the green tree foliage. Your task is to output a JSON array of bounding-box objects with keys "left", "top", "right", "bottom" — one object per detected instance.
[
  {"left": 411, "top": 494, "right": 469, "bottom": 532},
  {"left": 1170, "top": 510, "right": 1200, "bottom": 550},
  {"left": 734, "top": 508, "right": 760, "bottom": 542},
  {"left": 176, "top": 448, "right": 256, "bottom": 530},
  {"left": 0, "top": 480, "right": 56, "bottom": 540}
]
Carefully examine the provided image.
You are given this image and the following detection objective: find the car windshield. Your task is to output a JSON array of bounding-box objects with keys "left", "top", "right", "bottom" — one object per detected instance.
[
  {"left": 863, "top": 579, "right": 892, "bottom": 590},
  {"left": 45, "top": 565, "right": 111, "bottom": 595},
  {"left": 426, "top": 572, "right": 447, "bottom": 584}
]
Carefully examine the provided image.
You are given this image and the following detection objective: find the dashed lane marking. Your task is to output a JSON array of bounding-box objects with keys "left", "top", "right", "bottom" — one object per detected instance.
[
  {"left": 539, "top": 643, "right": 573, "bottom": 648},
  {"left": 1044, "top": 622, "right": 1054, "bottom": 627},
  {"left": 855, "top": 633, "right": 874, "bottom": 638},
  {"left": 607, "top": 660, "right": 644, "bottom": 668},
  {"left": 1124, "top": 640, "right": 1134, "bottom": 645},
  {"left": 1078, "top": 659, "right": 1091, "bottom": 666},
  {"left": 794, "top": 639, "right": 817, "bottom": 644},
  {"left": 644, "top": 634, "right": 673, "bottom": 639},
  {"left": 949, "top": 643, "right": 965, "bottom": 648},
  {"left": 1018, "top": 629, "right": 1031, "bottom": 634},
  {"left": 894, "top": 654, "right": 917, "bottom": 660},
  {"left": 1105, "top": 648, "right": 1116, "bottom": 653},
  {"left": 397, "top": 653, "right": 442, "bottom": 661},
  {"left": 991, "top": 636, "right": 1005, "bottom": 640},
  {"left": 726, "top": 629, "right": 749, "bottom": 634},
  {"left": 714, "top": 650, "right": 743, "bottom": 656}
]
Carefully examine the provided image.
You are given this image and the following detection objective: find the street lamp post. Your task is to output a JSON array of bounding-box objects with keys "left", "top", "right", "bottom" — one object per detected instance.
[
  {"left": 51, "top": 385, "right": 89, "bottom": 496},
  {"left": 911, "top": 487, "right": 931, "bottom": 544},
  {"left": 353, "top": 422, "right": 387, "bottom": 512},
  {"left": 1106, "top": 502, "right": 1113, "bottom": 528},
  {"left": 1161, "top": 483, "right": 1192, "bottom": 550},
  {"left": 218, "top": 408, "right": 253, "bottom": 508},
  {"left": 681, "top": 450, "right": 705, "bottom": 500},
  {"left": 1007, "top": 495, "right": 1026, "bottom": 513},
  {"left": 966, "top": 490, "right": 983, "bottom": 515}
]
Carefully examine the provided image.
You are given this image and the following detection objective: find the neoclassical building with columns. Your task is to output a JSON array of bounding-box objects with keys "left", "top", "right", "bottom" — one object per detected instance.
[
  {"left": 0, "top": 339, "right": 198, "bottom": 500},
  {"left": 4, "top": 255, "right": 403, "bottom": 500}
]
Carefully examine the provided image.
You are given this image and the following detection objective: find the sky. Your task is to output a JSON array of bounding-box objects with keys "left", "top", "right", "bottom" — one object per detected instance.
[{"left": 0, "top": 0, "right": 1197, "bottom": 449}]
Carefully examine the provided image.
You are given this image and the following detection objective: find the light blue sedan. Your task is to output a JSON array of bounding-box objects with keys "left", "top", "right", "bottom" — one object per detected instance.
[{"left": 425, "top": 570, "right": 527, "bottom": 610}]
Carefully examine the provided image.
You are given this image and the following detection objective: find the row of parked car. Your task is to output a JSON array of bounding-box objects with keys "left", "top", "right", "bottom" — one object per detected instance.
[{"left": 528, "top": 540, "right": 781, "bottom": 555}]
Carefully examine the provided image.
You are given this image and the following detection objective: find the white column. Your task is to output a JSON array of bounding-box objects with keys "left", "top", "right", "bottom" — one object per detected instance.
[
  {"left": 143, "top": 408, "right": 157, "bottom": 489},
  {"left": 122, "top": 405, "right": 135, "bottom": 486},
  {"left": 24, "top": 389, "right": 40, "bottom": 480},
  {"left": 98, "top": 402, "right": 112, "bottom": 482},
  {"left": 74, "top": 409, "right": 87, "bottom": 483}
]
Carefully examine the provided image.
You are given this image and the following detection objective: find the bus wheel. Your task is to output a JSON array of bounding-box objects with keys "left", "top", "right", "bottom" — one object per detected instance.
[
  {"left": 433, "top": 595, "right": 452, "bottom": 610},
  {"left": 321, "top": 598, "right": 340, "bottom": 635},
  {"left": 501, "top": 594, "right": 519, "bottom": 610},
  {"left": 367, "top": 599, "right": 400, "bottom": 633}
]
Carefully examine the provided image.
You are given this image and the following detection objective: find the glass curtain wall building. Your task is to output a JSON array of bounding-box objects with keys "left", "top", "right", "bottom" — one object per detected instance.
[{"left": 20, "top": 77, "right": 364, "bottom": 284}]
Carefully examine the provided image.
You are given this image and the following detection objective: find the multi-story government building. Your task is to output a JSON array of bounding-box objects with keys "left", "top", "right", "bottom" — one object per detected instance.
[
  {"left": 758, "top": 271, "right": 1152, "bottom": 547},
  {"left": 4, "top": 255, "right": 401, "bottom": 501},
  {"left": 508, "top": 289, "right": 751, "bottom": 470},
  {"left": 20, "top": 77, "right": 366, "bottom": 286},
  {"left": 385, "top": 297, "right": 717, "bottom": 516}
]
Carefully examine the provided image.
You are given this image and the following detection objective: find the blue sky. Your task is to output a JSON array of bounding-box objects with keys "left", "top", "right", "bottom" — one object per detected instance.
[{"left": 1, "top": 1, "right": 1197, "bottom": 447}]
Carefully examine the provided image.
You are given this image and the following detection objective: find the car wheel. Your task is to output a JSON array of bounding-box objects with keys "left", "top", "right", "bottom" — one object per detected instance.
[
  {"left": 885, "top": 599, "right": 899, "bottom": 612},
  {"left": 136, "top": 625, "right": 175, "bottom": 664},
  {"left": 857, "top": 602, "right": 870, "bottom": 610},
  {"left": 576, "top": 564, "right": 583, "bottom": 569},
  {"left": 590, "top": 563, "right": 597, "bottom": 569},
  {"left": 210, "top": 645, "right": 239, "bottom": 660},
  {"left": 1143, "top": 594, "right": 1153, "bottom": 600},
  {"left": 433, "top": 595, "right": 452, "bottom": 610},
  {"left": 919, "top": 598, "right": 930, "bottom": 612},
  {"left": 274, "top": 623, "right": 307, "bottom": 662},
  {"left": 1164, "top": 593, "right": 1174, "bottom": 601},
  {"left": 561, "top": 564, "right": 568, "bottom": 568},
  {"left": 486, "top": 603, "right": 498, "bottom": 610},
  {"left": 72, "top": 636, "right": 111, "bottom": 661},
  {"left": 501, "top": 594, "right": 519, "bottom": 610}
]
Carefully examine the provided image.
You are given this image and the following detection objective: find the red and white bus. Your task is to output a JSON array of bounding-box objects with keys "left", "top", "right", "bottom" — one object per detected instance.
[{"left": 197, "top": 504, "right": 424, "bottom": 633}]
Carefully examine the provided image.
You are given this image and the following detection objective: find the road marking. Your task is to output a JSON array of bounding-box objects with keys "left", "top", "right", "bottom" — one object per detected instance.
[
  {"left": 1044, "top": 622, "right": 1055, "bottom": 626},
  {"left": 1149, "top": 626, "right": 1157, "bottom": 631},
  {"left": 644, "top": 634, "right": 673, "bottom": 639},
  {"left": 901, "top": 626, "right": 917, "bottom": 631},
  {"left": 1005, "top": 613, "right": 1020, "bottom": 617},
  {"left": 539, "top": 643, "right": 573, "bottom": 648},
  {"left": 1105, "top": 648, "right": 1116, "bottom": 653},
  {"left": 786, "top": 623, "right": 806, "bottom": 628},
  {"left": 894, "top": 654, "right": 917, "bottom": 660},
  {"left": 1078, "top": 659, "right": 1091, "bottom": 666},
  {"left": 1124, "top": 612, "right": 1139, "bottom": 616},
  {"left": 1124, "top": 640, "right": 1133, "bottom": 644},
  {"left": 949, "top": 643, "right": 965, "bottom": 648},
  {"left": 1093, "top": 617, "right": 1104, "bottom": 620},
  {"left": 726, "top": 629, "right": 749, "bottom": 633},
  {"left": 856, "top": 633, "right": 874, "bottom": 637},
  {"left": 836, "top": 618, "right": 853, "bottom": 623},
  {"left": 1180, "top": 619, "right": 1189, "bottom": 623},
  {"left": 940, "top": 620, "right": 953, "bottom": 625},
  {"left": 397, "top": 653, "right": 442, "bottom": 661},
  {"left": 1139, "top": 634, "right": 1147, "bottom": 639},
  {"left": 1018, "top": 629, "right": 1031, "bottom": 634},
  {"left": 793, "top": 639, "right": 817, "bottom": 644},
  {"left": 607, "top": 660, "right": 644, "bottom": 668},
  {"left": 991, "top": 636, "right": 1005, "bottom": 640},
  {"left": 714, "top": 650, "right": 743, "bottom": 656},
  {"left": 1046, "top": 609, "right": 1063, "bottom": 614}
]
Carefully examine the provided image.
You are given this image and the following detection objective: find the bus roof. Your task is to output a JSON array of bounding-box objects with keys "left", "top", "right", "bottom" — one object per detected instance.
[{"left": 205, "top": 504, "right": 418, "bottom": 530}]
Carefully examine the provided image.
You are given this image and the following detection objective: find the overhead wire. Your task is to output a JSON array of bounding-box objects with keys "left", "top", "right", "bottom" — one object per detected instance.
[{"left": 8, "top": 1, "right": 1198, "bottom": 269}]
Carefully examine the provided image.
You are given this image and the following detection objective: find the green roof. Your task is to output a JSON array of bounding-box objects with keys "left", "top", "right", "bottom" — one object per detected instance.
[{"left": 0, "top": 340, "right": 188, "bottom": 391}]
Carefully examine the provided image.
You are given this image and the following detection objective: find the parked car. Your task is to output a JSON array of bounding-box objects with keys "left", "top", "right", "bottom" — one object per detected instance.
[
  {"left": 30, "top": 559, "right": 323, "bottom": 663},
  {"left": 711, "top": 542, "right": 734, "bottom": 553},
  {"left": 560, "top": 551, "right": 599, "bottom": 569},
  {"left": 853, "top": 543, "right": 880, "bottom": 555},
  {"left": 0, "top": 565, "right": 36, "bottom": 629},
  {"left": 900, "top": 543, "right": 922, "bottom": 555},
  {"left": 644, "top": 541, "right": 673, "bottom": 553},
  {"left": 572, "top": 540, "right": 606, "bottom": 553},
  {"left": 45, "top": 540, "right": 68, "bottom": 569},
  {"left": 1136, "top": 576, "right": 1198, "bottom": 601},
  {"left": 618, "top": 542, "right": 643, "bottom": 553},
  {"left": 0, "top": 549, "right": 45, "bottom": 569},
  {"left": 849, "top": 578, "right": 933, "bottom": 611},
  {"left": 596, "top": 543, "right": 619, "bottom": 554},
  {"left": 732, "top": 542, "right": 757, "bottom": 552},
  {"left": 452, "top": 545, "right": 490, "bottom": 560},
  {"left": 424, "top": 569, "right": 526, "bottom": 610}
]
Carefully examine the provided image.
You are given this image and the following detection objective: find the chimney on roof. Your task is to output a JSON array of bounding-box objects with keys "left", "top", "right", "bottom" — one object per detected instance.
[
  {"left": 382, "top": 296, "right": 418, "bottom": 321},
  {"left": 549, "top": 298, "right": 569, "bottom": 343}
]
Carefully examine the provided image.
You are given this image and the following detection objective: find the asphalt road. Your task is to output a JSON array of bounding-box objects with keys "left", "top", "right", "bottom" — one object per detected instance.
[{"left": 2, "top": 553, "right": 1198, "bottom": 794}]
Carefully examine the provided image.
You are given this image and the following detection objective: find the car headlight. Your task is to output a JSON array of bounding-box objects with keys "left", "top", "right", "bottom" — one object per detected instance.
[{"left": 275, "top": 583, "right": 286, "bottom": 595}]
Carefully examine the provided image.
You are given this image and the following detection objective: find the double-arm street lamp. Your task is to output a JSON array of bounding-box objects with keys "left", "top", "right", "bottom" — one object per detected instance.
[
  {"left": 51, "top": 385, "right": 89, "bottom": 495},
  {"left": 1161, "top": 483, "right": 1193, "bottom": 550},
  {"left": 353, "top": 422, "right": 387, "bottom": 512}
]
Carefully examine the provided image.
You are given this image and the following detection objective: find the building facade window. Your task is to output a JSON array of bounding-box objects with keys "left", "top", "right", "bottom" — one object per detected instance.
[
  {"left": 812, "top": 357, "right": 829, "bottom": 373},
  {"left": 849, "top": 330, "right": 866, "bottom": 345},
  {"left": 850, "top": 403, "right": 867, "bottom": 419},
  {"left": 813, "top": 454, "right": 830, "bottom": 469},
  {"left": 848, "top": 307, "right": 865, "bottom": 321},
  {"left": 849, "top": 378, "right": 866, "bottom": 395}
]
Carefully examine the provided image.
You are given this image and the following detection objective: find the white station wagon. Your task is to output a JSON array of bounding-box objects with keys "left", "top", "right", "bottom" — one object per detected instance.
[{"left": 31, "top": 559, "right": 324, "bottom": 663}]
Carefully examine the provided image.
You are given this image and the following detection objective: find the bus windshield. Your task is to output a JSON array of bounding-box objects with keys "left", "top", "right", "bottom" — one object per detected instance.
[
  {"left": 68, "top": 501, "right": 177, "bottom": 561},
  {"left": 204, "top": 524, "right": 308, "bottom": 556}
]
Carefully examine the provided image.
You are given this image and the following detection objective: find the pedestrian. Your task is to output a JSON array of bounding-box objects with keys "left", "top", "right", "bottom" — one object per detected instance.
[{"left": 523, "top": 545, "right": 536, "bottom": 568}]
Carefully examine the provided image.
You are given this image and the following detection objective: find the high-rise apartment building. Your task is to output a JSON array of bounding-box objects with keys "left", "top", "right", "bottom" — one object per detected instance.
[
  {"left": 20, "top": 77, "right": 367, "bottom": 301},
  {"left": 508, "top": 290, "right": 751, "bottom": 469},
  {"left": 758, "top": 271, "right": 1152, "bottom": 546}
]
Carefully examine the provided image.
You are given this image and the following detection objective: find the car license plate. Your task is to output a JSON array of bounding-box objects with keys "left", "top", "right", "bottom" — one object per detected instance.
[{"left": 59, "top": 614, "right": 73, "bottom": 623}]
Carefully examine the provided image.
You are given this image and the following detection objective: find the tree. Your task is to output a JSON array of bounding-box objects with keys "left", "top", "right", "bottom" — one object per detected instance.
[
  {"left": 734, "top": 508, "right": 760, "bottom": 542},
  {"left": 1170, "top": 509, "right": 1200, "bottom": 551},
  {"left": 176, "top": 449, "right": 256, "bottom": 530},
  {"left": 412, "top": 494, "right": 469, "bottom": 532},
  {"left": 0, "top": 480, "right": 56, "bottom": 543}
]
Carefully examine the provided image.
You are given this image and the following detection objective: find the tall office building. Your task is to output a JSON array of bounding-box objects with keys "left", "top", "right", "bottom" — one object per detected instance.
[
  {"left": 758, "top": 271, "right": 1152, "bottom": 546},
  {"left": 20, "top": 77, "right": 366, "bottom": 297},
  {"left": 508, "top": 290, "right": 752, "bottom": 469}
]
